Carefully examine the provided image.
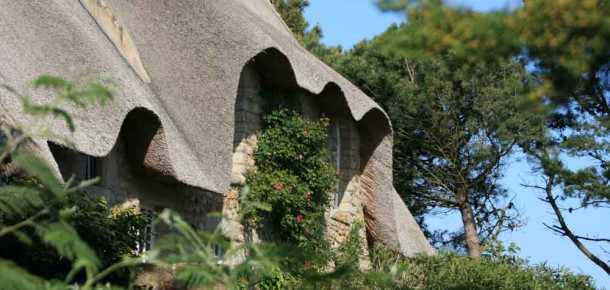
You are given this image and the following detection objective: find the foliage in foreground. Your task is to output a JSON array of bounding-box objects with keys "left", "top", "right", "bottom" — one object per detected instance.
[
  {"left": 0, "top": 75, "right": 128, "bottom": 289},
  {"left": 1, "top": 190, "right": 150, "bottom": 285}
]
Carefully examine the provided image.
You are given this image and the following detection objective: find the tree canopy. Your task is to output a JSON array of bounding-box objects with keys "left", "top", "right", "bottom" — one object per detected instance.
[{"left": 377, "top": 0, "right": 609, "bottom": 274}]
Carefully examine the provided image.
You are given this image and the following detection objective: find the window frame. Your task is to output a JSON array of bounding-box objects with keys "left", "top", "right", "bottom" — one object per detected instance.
[
  {"left": 332, "top": 120, "right": 342, "bottom": 209},
  {"left": 137, "top": 205, "right": 157, "bottom": 255}
]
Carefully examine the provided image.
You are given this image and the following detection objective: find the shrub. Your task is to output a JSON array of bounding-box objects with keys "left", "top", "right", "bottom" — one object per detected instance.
[
  {"left": 242, "top": 108, "right": 336, "bottom": 252},
  {"left": 329, "top": 222, "right": 366, "bottom": 289},
  {"left": 367, "top": 242, "right": 596, "bottom": 289},
  {"left": 0, "top": 189, "right": 150, "bottom": 285}
]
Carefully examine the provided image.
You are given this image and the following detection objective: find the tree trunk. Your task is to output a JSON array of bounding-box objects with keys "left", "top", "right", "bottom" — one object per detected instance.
[{"left": 458, "top": 197, "right": 482, "bottom": 257}]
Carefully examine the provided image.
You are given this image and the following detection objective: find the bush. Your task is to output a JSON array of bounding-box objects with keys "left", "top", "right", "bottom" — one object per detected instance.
[
  {"left": 366, "top": 242, "right": 596, "bottom": 289},
  {"left": 329, "top": 222, "right": 367, "bottom": 289},
  {"left": 242, "top": 108, "right": 336, "bottom": 252},
  {"left": 0, "top": 189, "right": 150, "bottom": 285}
]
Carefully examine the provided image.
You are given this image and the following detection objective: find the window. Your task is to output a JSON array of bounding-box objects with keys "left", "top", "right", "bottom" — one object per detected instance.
[
  {"left": 48, "top": 142, "right": 103, "bottom": 182},
  {"left": 137, "top": 206, "right": 156, "bottom": 255},
  {"left": 196, "top": 223, "right": 224, "bottom": 264},
  {"left": 331, "top": 119, "right": 354, "bottom": 210},
  {"left": 213, "top": 244, "right": 223, "bottom": 260},
  {"left": 85, "top": 155, "right": 98, "bottom": 180},
  {"left": 332, "top": 121, "right": 342, "bottom": 209}
]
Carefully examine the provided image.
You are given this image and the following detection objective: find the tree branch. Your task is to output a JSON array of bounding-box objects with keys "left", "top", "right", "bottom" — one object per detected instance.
[
  {"left": 543, "top": 175, "right": 610, "bottom": 275},
  {"left": 403, "top": 58, "right": 415, "bottom": 83},
  {"left": 0, "top": 208, "right": 49, "bottom": 237}
]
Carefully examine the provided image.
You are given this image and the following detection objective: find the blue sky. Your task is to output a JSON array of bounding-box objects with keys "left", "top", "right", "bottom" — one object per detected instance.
[{"left": 305, "top": 0, "right": 609, "bottom": 287}]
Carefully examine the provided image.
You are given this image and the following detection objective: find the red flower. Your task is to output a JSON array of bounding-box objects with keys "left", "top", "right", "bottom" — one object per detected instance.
[
  {"left": 298, "top": 154, "right": 303, "bottom": 160},
  {"left": 296, "top": 215, "right": 303, "bottom": 221},
  {"left": 303, "top": 129, "right": 308, "bottom": 137},
  {"left": 306, "top": 191, "right": 311, "bottom": 196},
  {"left": 275, "top": 183, "right": 284, "bottom": 190},
  {"left": 307, "top": 197, "right": 311, "bottom": 203}
]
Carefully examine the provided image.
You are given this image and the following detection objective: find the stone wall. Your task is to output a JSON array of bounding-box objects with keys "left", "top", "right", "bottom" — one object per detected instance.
[{"left": 231, "top": 62, "right": 264, "bottom": 185}]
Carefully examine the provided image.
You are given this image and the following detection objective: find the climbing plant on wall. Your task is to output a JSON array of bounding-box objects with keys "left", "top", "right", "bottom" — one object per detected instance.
[{"left": 241, "top": 108, "right": 336, "bottom": 254}]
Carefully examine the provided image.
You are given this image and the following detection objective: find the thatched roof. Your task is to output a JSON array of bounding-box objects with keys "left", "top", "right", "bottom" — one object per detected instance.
[{"left": 0, "top": 0, "right": 433, "bottom": 256}]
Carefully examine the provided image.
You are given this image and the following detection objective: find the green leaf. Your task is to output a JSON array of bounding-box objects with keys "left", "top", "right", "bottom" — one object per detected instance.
[
  {"left": 69, "top": 83, "right": 113, "bottom": 106},
  {"left": 250, "top": 201, "right": 272, "bottom": 212},
  {"left": 31, "top": 75, "right": 72, "bottom": 89},
  {"left": 66, "top": 177, "right": 99, "bottom": 194},
  {"left": 0, "top": 259, "right": 45, "bottom": 289},
  {"left": 12, "top": 147, "right": 65, "bottom": 200},
  {"left": 0, "top": 185, "right": 45, "bottom": 214},
  {"left": 37, "top": 221, "right": 101, "bottom": 278},
  {"left": 21, "top": 96, "right": 50, "bottom": 116},
  {"left": 50, "top": 108, "right": 75, "bottom": 132},
  {"left": 11, "top": 230, "right": 33, "bottom": 245},
  {"left": 20, "top": 97, "right": 75, "bottom": 131}
]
